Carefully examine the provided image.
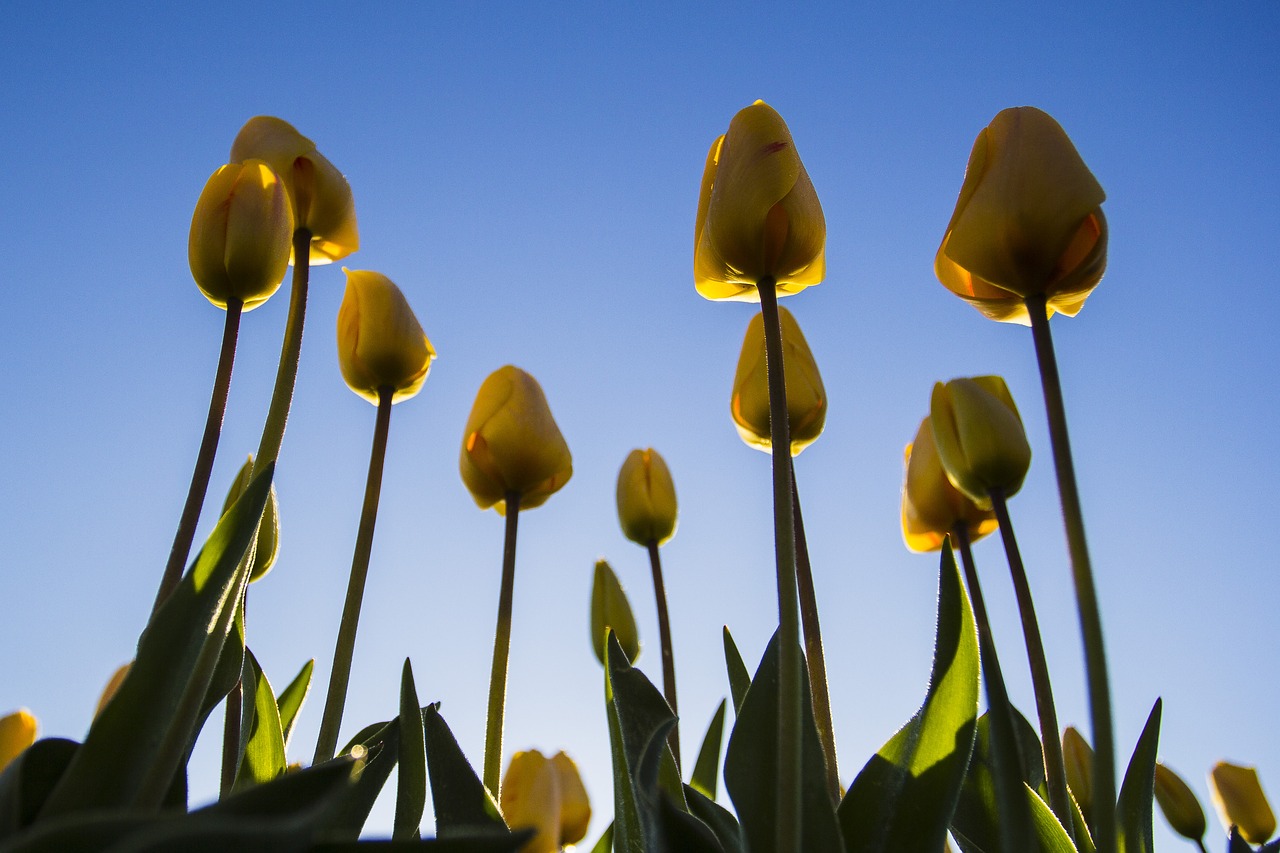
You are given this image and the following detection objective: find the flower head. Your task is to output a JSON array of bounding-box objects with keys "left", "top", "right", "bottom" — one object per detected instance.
[
  {"left": 221, "top": 455, "right": 280, "bottom": 582},
  {"left": 1155, "top": 763, "right": 1207, "bottom": 843},
  {"left": 0, "top": 709, "right": 37, "bottom": 772},
  {"left": 929, "top": 376, "right": 1031, "bottom": 508},
  {"left": 935, "top": 107, "right": 1107, "bottom": 324},
  {"left": 230, "top": 116, "right": 359, "bottom": 264},
  {"left": 901, "top": 416, "right": 998, "bottom": 552},
  {"left": 460, "top": 366, "right": 572, "bottom": 514},
  {"left": 695, "top": 100, "right": 825, "bottom": 301},
  {"left": 500, "top": 749, "right": 591, "bottom": 852},
  {"left": 188, "top": 160, "right": 293, "bottom": 311},
  {"left": 616, "top": 449, "right": 678, "bottom": 546},
  {"left": 591, "top": 560, "right": 640, "bottom": 665},
  {"left": 731, "top": 306, "right": 826, "bottom": 455},
  {"left": 1210, "top": 761, "right": 1276, "bottom": 845},
  {"left": 336, "top": 269, "right": 436, "bottom": 405}
]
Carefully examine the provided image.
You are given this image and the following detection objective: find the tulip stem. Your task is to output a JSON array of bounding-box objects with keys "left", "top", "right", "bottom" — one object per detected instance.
[
  {"left": 953, "top": 528, "right": 1032, "bottom": 853},
  {"left": 990, "top": 488, "right": 1073, "bottom": 833},
  {"left": 152, "top": 298, "right": 244, "bottom": 616},
  {"left": 646, "top": 540, "right": 681, "bottom": 769},
  {"left": 755, "top": 277, "right": 802, "bottom": 853},
  {"left": 254, "top": 228, "right": 313, "bottom": 474},
  {"left": 483, "top": 490, "right": 522, "bottom": 798},
  {"left": 1026, "top": 293, "right": 1116, "bottom": 853},
  {"left": 313, "top": 387, "right": 394, "bottom": 765},
  {"left": 792, "top": 472, "right": 839, "bottom": 802}
]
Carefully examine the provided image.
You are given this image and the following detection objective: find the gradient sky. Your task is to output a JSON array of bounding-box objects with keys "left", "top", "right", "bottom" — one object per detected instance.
[{"left": 3, "top": 3, "right": 1277, "bottom": 849}]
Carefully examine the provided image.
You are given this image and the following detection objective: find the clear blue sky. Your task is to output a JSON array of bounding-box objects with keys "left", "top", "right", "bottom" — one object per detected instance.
[{"left": 3, "top": 3, "right": 1277, "bottom": 848}]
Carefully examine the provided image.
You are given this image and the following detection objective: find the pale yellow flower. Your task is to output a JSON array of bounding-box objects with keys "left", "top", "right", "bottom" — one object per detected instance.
[
  {"left": 901, "top": 416, "right": 998, "bottom": 553},
  {"left": 336, "top": 270, "right": 436, "bottom": 405},
  {"left": 616, "top": 449, "right": 678, "bottom": 546},
  {"left": 930, "top": 376, "right": 1031, "bottom": 509},
  {"left": 731, "top": 307, "right": 826, "bottom": 456}
]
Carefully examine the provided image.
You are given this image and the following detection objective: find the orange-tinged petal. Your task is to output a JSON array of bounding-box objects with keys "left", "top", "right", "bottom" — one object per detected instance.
[
  {"left": 901, "top": 418, "right": 998, "bottom": 553},
  {"left": 0, "top": 709, "right": 37, "bottom": 772}
]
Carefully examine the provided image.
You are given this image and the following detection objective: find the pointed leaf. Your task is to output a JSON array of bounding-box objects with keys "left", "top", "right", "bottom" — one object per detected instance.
[
  {"left": 588, "top": 822, "right": 615, "bottom": 853},
  {"left": 1227, "top": 827, "right": 1255, "bottom": 853},
  {"left": 1115, "top": 699, "right": 1162, "bottom": 853},
  {"left": 422, "top": 704, "right": 507, "bottom": 837},
  {"left": 233, "top": 649, "right": 287, "bottom": 792},
  {"left": 395, "top": 659, "right": 427, "bottom": 841},
  {"left": 685, "top": 784, "right": 745, "bottom": 853},
  {"left": 275, "top": 660, "right": 314, "bottom": 751},
  {"left": 722, "top": 627, "right": 751, "bottom": 715},
  {"left": 690, "top": 700, "right": 727, "bottom": 800},
  {"left": 319, "top": 720, "right": 401, "bottom": 839}
]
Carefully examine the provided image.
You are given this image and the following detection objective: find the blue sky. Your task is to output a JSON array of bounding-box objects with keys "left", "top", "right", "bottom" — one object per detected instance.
[{"left": 2, "top": 3, "right": 1278, "bottom": 848}]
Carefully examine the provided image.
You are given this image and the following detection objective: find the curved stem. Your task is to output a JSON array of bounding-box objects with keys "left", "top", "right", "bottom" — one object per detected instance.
[
  {"left": 646, "top": 540, "right": 681, "bottom": 768},
  {"left": 153, "top": 299, "right": 243, "bottom": 615},
  {"left": 1026, "top": 293, "right": 1116, "bottom": 853},
  {"left": 483, "top": 491, "right": 522, "bottom": 798},
  {"left": 253, "top": 228, "right": 312, "bottom": 473},
  {"left": 755, "top": 277, "right": 801, "bottom": 853},
  {"left": 990, "top": 488, "right": 1072, "bottom": 832},
  {"left": 312, "top": 388, "right": 394, "bottom": 764},
  {"left": 792, "top": 471, "right": 839, "bottom": 802}
]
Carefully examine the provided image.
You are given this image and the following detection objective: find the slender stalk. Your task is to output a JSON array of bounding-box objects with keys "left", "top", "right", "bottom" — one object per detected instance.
[
  {"left": 1026, "top": 293, "right": 1116, "bottom": 853},
  {"left": 220, "top": 591, "right": 246, "bottom": 797},
  {"left": 312, "top": 387, "right": 394, "bottom": 764},
  {"left": 791, "top": 472, "right": 839, "bottom": 802},
  {"left": 152, "top": 298, "right": 244, "bottom": 615},
  {"left": 1194, "top": 840, "right": 1209, "bottom": 853},
  {"left": 755, "top": 277, "right": 802, "bottom": 853},
  {"left": 253, "top": 228, "right": 313, "bottom": 473},
  {"left": 645, "top": 540, "right": 681, "bottom": 768},
  {"left": 482, "top": 490, "right": 522, "bottom": 798},
  {"left": 989, "top": 488, "right": 1072, "bottom": 832}
]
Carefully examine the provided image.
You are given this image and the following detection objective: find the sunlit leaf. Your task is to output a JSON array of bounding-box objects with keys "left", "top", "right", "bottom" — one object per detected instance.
[
  {"left": 690, "top": 700, "right": 727, "bottom": 799},
  {"left": 722, "top": 628, "right": 751, "bottom": 715},
  {"left": 275, "top": 660, "right": 314, "bottom": 751},
  {"left": 233, "top": 649, "right": 286, "bottom": 792},
  {"left": 1115, "top": 699, "right": 1161, "bottom": 853}
]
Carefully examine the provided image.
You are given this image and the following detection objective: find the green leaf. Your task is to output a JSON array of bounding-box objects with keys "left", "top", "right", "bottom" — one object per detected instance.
[
  {"left": 0, "top": 738, "right": 79, "bottom": 839},
  {"left": 684, "top": 784, "right": 744, "bottom": 853},
  {"left": 233, "top": 649, "right": 287, "bottom": 792},
  {"left": 690, "top": 700, "right": 727, "bottom": 800},
  {"left": 588, "top": 822, "right": 615, "bottom": 853},
  {"left": 1115, "top": 699, "right": 1162, "bottom": 853},
  {"left": 724, "top": 631, "right": 843, "bottom": 852},
  {"left": 395, "top": 660, "right": 427, "bottom": 841},
  {"left": 39, "top": 465, "right": 274, "bottom": 817},
  {"left": 422, "top": 704, "right": 507, "bottom": 837},
  {"left": 839, "top": 545, "right": 979, "bottom": 853},
  {"left": 320, "top": 720, "right": 401, "bottom": 840},
  {"left": 275, "top": 660, "right": 314, "bottom": 751},
  {"left": 722, "top": 628, "right": 751, "bottom": 715}
]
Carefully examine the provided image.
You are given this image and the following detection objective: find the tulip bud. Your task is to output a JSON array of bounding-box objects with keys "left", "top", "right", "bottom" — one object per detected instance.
[
  {"left": 500, "top": 749, "right": 591, "bottom": 852},
  {"left": 1062, "top": 726, "right": 1095, "bottom": 825},
  {"left": 591, "top": 560, "right": 640, "bottom": 666},
  {"left": 935, "top": 107, "right": 1107, "bottom": 324},
  {"left": 230, "top": 116, "right": 359, "bottom": 264},
  {"left": 694, "top": 100, "right": 825, "bottom": 301},
  {"left": 460, "top": 366, "right": 572, "bottom": 515},
  {"left": 95, "top": 662, "right": 132, "bottom": 719},
  {"left": 616, "top": 449, "right": 678, "bottom": 546},
  {"left": 336, "top": 269, "right": 436, "bottom": 405},
  {"left": 1154, "top": 762, "right": 1207, "bottom": 843},
  {"left": 0, "top": 709, "right": 37, "bottom": 772},
  {"left": 221, "top": 455, "right": 280, "bottom": 583},
  {"left": 1210, "top": 761, "right": 1276, "bottom": 845},
  {"left": 731, "top": 306, "right": 826, "bottom": 456},
  {"left": 901, "top": 416, "right": 998, "bottom": 552},
  {"left": 930, "top": 376, "right": 1031, "bottom": 509},
  {"left": 188, "top": 160, "right": 293, "bottom": 311}
]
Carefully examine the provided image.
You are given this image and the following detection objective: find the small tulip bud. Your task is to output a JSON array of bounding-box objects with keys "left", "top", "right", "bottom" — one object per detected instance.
[
  {"left": 616, "top": 449, "right": 678, "bottom": 546},
  {"left": 930, "top": 376, "right": 1031, "bottom": 509},
  {"left": 1210, "top": 761, "right": 1276, "bottom": 845},
  {"left": 336, "top": 269, "right": 436, "bottom": 405},
  {"left": 94, "top": 662, "right": 132, "bottom": 719},
  {"left": 0, "top": 709, "right": 37, "bottom": 772},
  {"left": 901, "top": 416, "right": 998, "bottom": 552},
  {"left": 221, "top": 455, "right": 280, "bottom": 583},
  {"left": 188, "top": 160, "right": 293, "bottom": 311},
  {"left": 460, "top": 366, "right": 572, "bottom": 515},
  {"left": 500, "top": 749, "right": 591, "bottom": 852},
  {"left": 1154, "top": 762, "right": 1207, "bottom": 843},
  {"left": 731, "top": 306, "right": 826, "bottom": 456},
  {"left": 1062, "top": 726, "right": 1095, "bottom": 825},
  {"left": 591, "top": 560, "right": 640, "bottom": 666}
]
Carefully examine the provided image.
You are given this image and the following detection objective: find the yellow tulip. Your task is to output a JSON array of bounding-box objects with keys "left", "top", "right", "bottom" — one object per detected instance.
[
  {"left": 221, "top": 455, "right": 280, "bottom": 582},
  {"left": 0, "top": 709, "right": 37, "bottom": 772},
  {"left": 500, "top": 749, "right": 591, "bottom": 852},
  {"left": 1062, "top": 726, "right": 1095, "bottom": 825},
  {"left": 731, "top": 306, "right": 826, "bottom": 456},
  {"left": 935, "top": 107, "right": 1107, "bottom": 324},
  {"left": 616, "top": 448, "right": 678, "bottom": 546},
  {"left": 336, "top": 269, "right": 436, "bottom": 405},
  {"left": 694, "top": 100, "right": 826, "bottom": 301},
  {"left": 1154, "top": 762, "right": 1207, "bottom": 843},
  {"left": 591, "top": 560, "right": 640, "bottom": 665},
  {"left": 230, "top": 116, "right": 359, "bottom": 264},
  {"left": 94, "top": 662, "right": 132, "bottom": 718},
  {"left": 1210, "top": 761, "right": 1276, "bottom": 844},
  {"left": 901, "top": 416, "right": 998, "bottom": 552},
  {"left": 460, "top": 366, "right": 572, "bottom": 514},
  {"left": 930, "top": 376, "right": 1031, "bottom": 509},
  {"left": 188, "top": 160, "right": 293, "bottom": 311}
]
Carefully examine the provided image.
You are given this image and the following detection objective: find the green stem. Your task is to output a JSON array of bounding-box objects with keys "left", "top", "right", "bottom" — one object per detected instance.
[
  {"left": 253, "top": 228, "right": 312, "bottom": 473},
  {"left": 791, "top": 471, "right": 839, "bottom": 802},
  {"left": 645, "top": 540, "right": 680, "bottom": 769},
  {"left": 1026, "top": 293, "right": 1116, "bottom": 853},
  {"left": 990, "top": 488, "right": 1073, "bottom": 832},
  {"left": 153, "top": 298, "right": 243, "bottom": 615},
  {"left": 312, "top": 387, "right": 394, "bottom": 764},
  {"left": 1194, "top": 840, "right": 1209, "bottom": 853},
  {"left": 482, "top": 490, "right": 522, "bottom": 798},
  {"left": 755, "top": 277, "right": 802, "bottom": 853},
  {"left": 220, "top": 590, "right": 246, "bottom": 797}
]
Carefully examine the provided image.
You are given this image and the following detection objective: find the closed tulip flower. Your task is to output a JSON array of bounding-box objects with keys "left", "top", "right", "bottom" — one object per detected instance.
[
  {"left": 616, "top": 448, "right": 678, "bottom": 546},
  {"left": 460, "top": 366, "right": 572, "bottom": 514},
  {"left": 935, "top": 107, "right": 1107, "bottom": 324},
  {"left": 731, "top": 306, "right": 826, "bottom": 455},
  {"left": 694, "top": 100, "right": 825, "bottom": 301},
  {"left": 591, "top": 560, "right": 640, "bottom": 665},
  {"left": 188, "top": 160, "right": 293, "bottom": 311},
  {"left": 230, "top": 116, "right": 359, "bottom": 264},
  {"left": 901, "top": 416, "right": 998, "bottom": 552},
  {"left": 1210, "top": 761, "right": 1276, "bottom": 844},
  {"left": 0, "top": 709, "right": 37, "bottom": 772},
  {"left": 1154, "top": 763, "right": 1207, "bottom": 843},
  {"left": 221, "top": 455, "right": 280, "bottom": 582},
  {"left": 336, "top": 269, "right": 436, "bottom": 405},
  {"left": 500, "top": 750, "right": 591, "bottom": 852},
  {"left": 930, "top": 376, "right": 1031, "bottom": 509}
]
